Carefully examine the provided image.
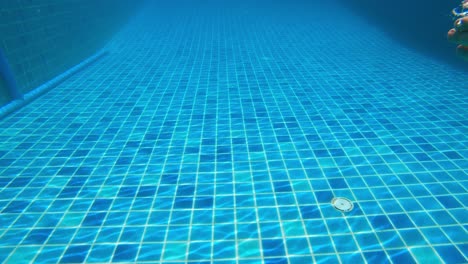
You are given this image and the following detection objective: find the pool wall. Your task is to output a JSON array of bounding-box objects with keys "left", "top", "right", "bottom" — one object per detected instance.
[
  {"left": 0, "top": 1, "right": 144, "bottom": 107},
  {"left": 339, "top": 0, "right": 467, "bottom": 70}
]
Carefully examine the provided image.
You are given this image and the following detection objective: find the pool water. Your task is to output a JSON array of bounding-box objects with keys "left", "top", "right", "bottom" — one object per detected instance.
[{"left": 0, "top": 1, "right": 467, "bottom": 263}]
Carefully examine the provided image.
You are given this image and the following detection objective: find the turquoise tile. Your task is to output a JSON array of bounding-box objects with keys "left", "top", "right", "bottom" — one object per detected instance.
[
  {"left": 410, "top": 247, "right": 443, "bottom": 264},
  {"left": 0, "top": 1, "right": 466, "bottom": 263}
]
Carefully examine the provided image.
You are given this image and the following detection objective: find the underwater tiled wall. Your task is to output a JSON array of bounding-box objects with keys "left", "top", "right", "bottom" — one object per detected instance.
[
  {"left": 0, "top": 78, "right": 7, "bottom": 106},
  {"left": 0, "top": 0, "right": 144, "bottom": 107}
]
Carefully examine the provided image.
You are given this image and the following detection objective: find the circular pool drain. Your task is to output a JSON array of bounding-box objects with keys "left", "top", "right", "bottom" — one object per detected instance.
[{"left": 331, "top": 197, "right": 354, "bottom": 212}]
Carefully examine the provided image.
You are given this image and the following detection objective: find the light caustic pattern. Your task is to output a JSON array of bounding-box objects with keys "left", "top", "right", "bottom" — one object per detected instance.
[{"left": 0, "top": 1, "right": 467, "bottom": 264}]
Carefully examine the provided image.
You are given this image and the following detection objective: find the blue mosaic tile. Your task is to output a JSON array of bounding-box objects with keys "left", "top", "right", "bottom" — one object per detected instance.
[
  {"left": 0, "top": 247, "right": 15, "bottom": 262},
  {"left": 0, "top": 1, "right": 466, "bottom": 263},
  {"left": 434, "top": 245, "right": 466, "bottom": 264},
  {"left": 60, "top": 245, "right": 91, "bottom": 263},
  {"left": 363, "top": 251, "right": 391, "bottom": 264},
  {"left": 315, "top": 254, "right": 340, "bottom": 264},
  {"left": 112, "top": 244, "right": 139, "bottom": 262},
  {"left": 7, "top": 246, "right": 41, "bottom": 263},
  {"left": 33, "top": 246, "right": 64, "bottom": 263}
]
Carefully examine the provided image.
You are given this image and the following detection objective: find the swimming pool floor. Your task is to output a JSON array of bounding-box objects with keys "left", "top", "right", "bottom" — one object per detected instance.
[{"left": 0, "top": 1, "right": 467, "bottom": 263}]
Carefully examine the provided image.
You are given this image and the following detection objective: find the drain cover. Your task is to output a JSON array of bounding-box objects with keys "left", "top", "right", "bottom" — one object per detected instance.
[{"left": 331, "top": 197, "right": 353, "bottom": 212}]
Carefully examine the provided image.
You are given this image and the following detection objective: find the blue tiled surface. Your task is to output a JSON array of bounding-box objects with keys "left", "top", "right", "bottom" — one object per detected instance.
[{"left": 0, "top": 0, "right": 467, "bottom": 263}]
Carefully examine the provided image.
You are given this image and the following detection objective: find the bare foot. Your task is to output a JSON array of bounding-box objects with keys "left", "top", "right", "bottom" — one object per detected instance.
[{"left": 448, "top": 11, "right": 468, "bottom": 60}]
